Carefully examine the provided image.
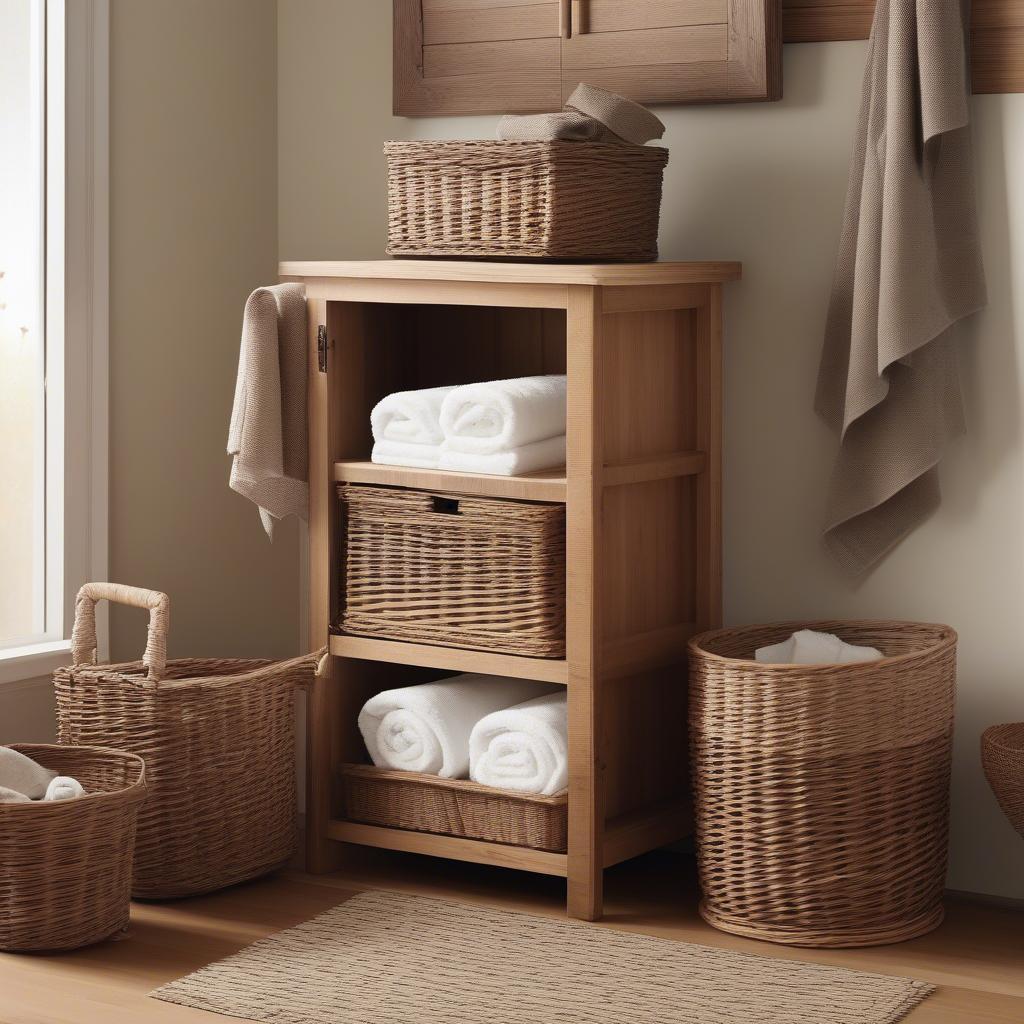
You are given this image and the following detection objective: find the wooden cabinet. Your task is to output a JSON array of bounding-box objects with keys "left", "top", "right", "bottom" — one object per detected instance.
[
  {"left": 281, "top": 258, "right": 739, "bottom": 920},
  {"left": 395, "top": 0, "right": 782, "bottom": 116}
]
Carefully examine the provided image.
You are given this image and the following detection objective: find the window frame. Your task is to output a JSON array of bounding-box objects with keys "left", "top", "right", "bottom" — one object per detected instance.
[{"left": 0, "top": 0, "right": 109, "bottom": 685}]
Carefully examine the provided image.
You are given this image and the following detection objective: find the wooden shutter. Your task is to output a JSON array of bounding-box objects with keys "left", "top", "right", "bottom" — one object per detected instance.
[
  {"left": 560, "top": 0, "right": 782, "bottom": 104},
  {"left": 394, "top": 0, "right": 562, "bottom": 115}
]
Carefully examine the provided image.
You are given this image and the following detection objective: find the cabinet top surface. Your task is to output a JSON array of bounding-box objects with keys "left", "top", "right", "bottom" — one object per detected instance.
[{"left": 279, "top": 259, "right": 742, "bottom": 287}]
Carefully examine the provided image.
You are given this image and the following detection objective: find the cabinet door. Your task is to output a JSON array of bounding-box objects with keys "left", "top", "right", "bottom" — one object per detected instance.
[
  {"left": 395, "top": 0, "right": 562, "bottom": 115},
  {"left": 561, "top": 0, "right": 781, "bottom": 103}
]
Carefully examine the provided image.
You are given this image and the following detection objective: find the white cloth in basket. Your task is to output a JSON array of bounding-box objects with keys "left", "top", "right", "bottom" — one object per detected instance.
[
  {"left": 358, "top": 675, "right": 556, "bottom": 779},
  {"left": 0, "top": 746, "right": 56, "bottom": 800},
  {"left": 755, "top": 629, "right": 883, "bottom": 665},
  {"left": 469, "top": 690, "right": 567, "bottom": 796}
]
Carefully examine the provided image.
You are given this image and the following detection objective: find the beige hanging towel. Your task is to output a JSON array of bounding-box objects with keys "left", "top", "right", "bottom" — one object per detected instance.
[
  {"left": 815, "top": 0, "right": 985, "bottom": 574},
  {"left": 228, "top": 283, "right": 309, "bottom": 538}
]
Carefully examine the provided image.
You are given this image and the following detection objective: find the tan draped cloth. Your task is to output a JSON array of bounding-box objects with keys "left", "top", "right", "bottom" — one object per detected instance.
[
  {"left": 228, "top": 283, "right": 309, "bottom": 538},
  {"left": 815, "top": 0, "right": 985, "bottom": 575}
]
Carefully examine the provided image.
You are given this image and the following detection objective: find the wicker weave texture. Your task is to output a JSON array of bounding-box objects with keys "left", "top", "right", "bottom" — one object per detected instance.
[
  {"left": 55, "top": 653, "right": 315, "bottom": 899},
  {"left": 339, "top": 764, "right": 568, "bottom": 852},
  {"left": 981, "top": 723, "right": 1024, "bottom": 838},
  {"left": 688, "top": 620, "right": 957, "bottom": 948},
  {"left": 0, "top": 743, "right": 146, "bottom": 951},
  {"left": 338, "top": 485, "right": 566, "bottom": 658},
  {"left": 385, "top": 141, "right": 669, "bottom": 261}
]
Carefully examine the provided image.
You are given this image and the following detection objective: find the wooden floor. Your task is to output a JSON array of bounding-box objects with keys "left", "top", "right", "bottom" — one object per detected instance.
[{"left": 2, "top": 850, "right": 1022, "bottom": 1023}]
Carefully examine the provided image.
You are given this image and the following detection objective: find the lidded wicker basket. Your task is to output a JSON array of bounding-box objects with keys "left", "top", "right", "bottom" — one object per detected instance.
[
  {"left": 54, "top": 583, "right": 318, "bottom": 899},
  {"left": 385, "top": 140, "right": 669, "bottom": 261},
  {"left": 338, "top": 484, "right": 566, "bottom": 658},
  {"left": 689, "top": 620, "right": 957, "bottom": 948},
  {"left": 981, "top": 723, "right": 1024, "bottom": 838},
  {"left": 0, "top": 743, "right": 146, "bottom": 951}
]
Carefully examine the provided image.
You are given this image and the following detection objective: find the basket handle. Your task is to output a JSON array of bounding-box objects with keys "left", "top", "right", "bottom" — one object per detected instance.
[{"left": 71, "top": 583, "right": 169, "bottom": 682}]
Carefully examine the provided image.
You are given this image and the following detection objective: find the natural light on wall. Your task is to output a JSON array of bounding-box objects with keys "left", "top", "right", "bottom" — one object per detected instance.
[
  {"left": 0, "top": 0, "right": 107, "bottom": 683},
  {"left": 0, "top": 0, "right": 45, "bottom": 647}
]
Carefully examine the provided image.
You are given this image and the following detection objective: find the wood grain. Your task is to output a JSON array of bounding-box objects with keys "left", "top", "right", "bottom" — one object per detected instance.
[
  {"left": 2, "top": 866, "right": 1024, "bottom": 1024},
  {"left": 278, "top": 260, "right": 743, "bottom": 287},
  {"left": 395, "top": 0, "right": 781, "bottom": 113},
  {"left": 782, "top": 0, "right": 1024, "bottom": 94}
]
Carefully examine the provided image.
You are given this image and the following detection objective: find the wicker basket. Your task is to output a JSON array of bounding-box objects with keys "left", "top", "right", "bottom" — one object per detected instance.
[
  {"left": 385, "top": 140, "right": 669, "bottom": 261},
  {"left": 981, "top": 723, "right": 1024, "bottom": 838},
  {"left": 54, "top": 583, "right": 318, "bottom": 899},
  {"left": 338, "top": 485, "right": 566, "bottom": 658},
  {"left": 0, "top": 743, "right": 146, "bottom": 951},
  {"left": 339, "top": 763, "right": 568, "bottom": 852},
  {"left": 688, "top": 620, "right": 957, "bottom": 948}
]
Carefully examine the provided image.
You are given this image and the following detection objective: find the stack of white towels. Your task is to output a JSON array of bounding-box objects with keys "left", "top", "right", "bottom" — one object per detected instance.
[
  {"left": 358, "top": 675, "right": 567, "bottom": 796},
  {"left": 0, "top": 746, "right": 86, "bottom": 804},
  {"left": 370, "top": 375, "right": 566, "bottom": 477}
]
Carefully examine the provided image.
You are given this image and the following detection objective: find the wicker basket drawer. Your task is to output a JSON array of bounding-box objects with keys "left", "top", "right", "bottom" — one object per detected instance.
[
  {"left": 385, "top": 140, "right": 669, "bottom": 262},
  {"left": 337, "top": 484, "right": 566, "bottom": 658},
  {"left": 339, "top": 764, "right": 568, "bottom": 853}
]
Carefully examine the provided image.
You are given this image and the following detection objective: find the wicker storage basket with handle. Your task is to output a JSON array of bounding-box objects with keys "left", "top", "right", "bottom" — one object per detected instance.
[
  {"left": 0, "top": 743, "right": 146, "bottom": 952},
  {"left": 689, "top": 620, "right": 957, "bottom": 948},
  {"left": 54, "top": 583, "right": 319, "bottom": 899}
]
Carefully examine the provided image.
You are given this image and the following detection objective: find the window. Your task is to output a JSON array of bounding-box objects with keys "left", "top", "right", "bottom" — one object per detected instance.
[{"left": 0, "top": 0, "right": 107, "bottom": 683}]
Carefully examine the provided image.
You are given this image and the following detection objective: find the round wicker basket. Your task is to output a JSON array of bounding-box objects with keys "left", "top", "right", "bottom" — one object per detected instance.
[
  {"left": 981, "top": 723, "right": 1024, "bottom": 838},
  {"left": 688, "top": 620, "right": 957, "bottom": 948},
  {"left": 0, "top": 743, "right": 146, "bottom": 952}
]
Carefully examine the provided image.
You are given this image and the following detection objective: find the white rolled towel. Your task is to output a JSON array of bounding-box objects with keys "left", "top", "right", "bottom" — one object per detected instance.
[
  {"left": 470, "top": 690, "right": 567, "bottom": 796},
  {"left": 755, "top": 629, "right": 883, "bottom": 664},
  {"left": 438, "top": 435, "right": 566, "bottom": 477},
  {"left": 45, "top": 776, "right": 86, "bottom": 801},
  {"left": 440, "top": 375, "right": 567, "bottom": 455},
  {"left": 0, "top": 746, "right": 56, "bottom": 800},
  {"left": 370, "top": 385, "right": 457, "bottom": 469},
  {"left": 358, "top": 675, "right": 557, "bottom": 779}
]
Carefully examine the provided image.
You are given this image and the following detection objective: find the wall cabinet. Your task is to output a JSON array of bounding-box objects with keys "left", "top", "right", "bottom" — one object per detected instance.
[{"left": 394, "top": 0, "right": 782, "bottom": 116}]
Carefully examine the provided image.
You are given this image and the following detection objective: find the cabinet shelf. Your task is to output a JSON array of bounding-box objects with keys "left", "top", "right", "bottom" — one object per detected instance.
[
  {"left": 329, "top": 634, "right": 568, "bottom": 685},
  {"left": 334, "top": 460, "right": 566, "bottom": 502}
]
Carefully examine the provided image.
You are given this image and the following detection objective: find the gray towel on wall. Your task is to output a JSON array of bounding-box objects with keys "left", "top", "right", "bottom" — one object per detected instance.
[
  {"left": 815, "top": 0, "right": 986, "bottom": 575},
  {"left": 228, "top": 283, "right": 309, "bottom": 538}
]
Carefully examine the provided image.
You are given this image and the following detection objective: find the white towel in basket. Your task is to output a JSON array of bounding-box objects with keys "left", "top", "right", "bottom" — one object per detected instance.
[
  {"left": 0, "top": 746, "right": 56, "bottom": 800},
  {"left": 469, "top": 690, "right": 567, "bottom": 796},
  {"left": 755, "top": 629, "right": 883, "bottom": 664},
  {"left": 358, "top": 675, "right": 556, "bottom": 779},
  {"left": 440, "top": 376, "right": 567, "bottom": 455}
]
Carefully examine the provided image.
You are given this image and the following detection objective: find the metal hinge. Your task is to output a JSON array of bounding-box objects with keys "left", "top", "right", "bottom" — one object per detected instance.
[{"left": 317, "top": 325, "right": 328, "bottom": 373}]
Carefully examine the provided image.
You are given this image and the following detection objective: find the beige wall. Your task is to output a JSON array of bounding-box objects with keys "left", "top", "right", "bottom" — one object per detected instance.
[
  {"left": 109, "top": 0, "right": 299, "bottom": 663},
  {"left": 279, "top": 0, "right": 1024, "bottom": 899}
]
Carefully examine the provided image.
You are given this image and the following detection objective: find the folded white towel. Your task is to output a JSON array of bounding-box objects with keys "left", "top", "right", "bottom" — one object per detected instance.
[
  {"left": 755, "top": 629, "right": 883, "bottom": 665},
  {"left": 0, "top": 746, "right": 57, "bottom": 800},
  {"left": 470, "top": 690, "right": 567, "bottom": 796},
  {"left": 359, "top": 675, "right": 556, "bottom": 779},
  {"left": 371, "top": 386, "right": 456, "bottom": 446},
  {"left": 438, "top": 435, "right": 566, "bottom": 477},
  {"left": 440, "top": 376, "right": 567, "bottom": 455},
  {"left": 45, "top": 776, "right": 86, "bottom": 801},
  {"left": 371, "top": 439, "right": 440, "bottom": 470},
  {"left": 0, "top": 785, "right": 30, "bottom": 804}
]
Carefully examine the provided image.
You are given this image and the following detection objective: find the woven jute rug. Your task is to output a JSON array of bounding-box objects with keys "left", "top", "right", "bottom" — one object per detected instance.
[{"left": 152, "top": 891, "right": 934, "bottom": 1024}]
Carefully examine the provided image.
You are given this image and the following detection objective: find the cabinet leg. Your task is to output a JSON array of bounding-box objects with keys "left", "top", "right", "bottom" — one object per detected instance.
[{"left": 568, "top": 847, "right": 604, "bottom": 921}]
